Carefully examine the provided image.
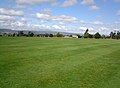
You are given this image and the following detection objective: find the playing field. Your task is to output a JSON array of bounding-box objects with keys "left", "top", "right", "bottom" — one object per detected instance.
[{"left": 0, "top": 37, "right": 120, "bottom": 88}]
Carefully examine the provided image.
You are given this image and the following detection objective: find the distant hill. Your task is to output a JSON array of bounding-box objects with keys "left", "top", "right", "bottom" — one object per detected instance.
[{"left": 0, "top": 29, "right": 17, "bottom": 33}]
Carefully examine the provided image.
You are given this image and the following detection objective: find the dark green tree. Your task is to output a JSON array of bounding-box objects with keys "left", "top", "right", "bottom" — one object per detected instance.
[
  {"left": 69, "top": 35, "right": 72, "bottom": 37},
  {"left": 89, "top": 34, "right": 94, "bottom": 38},
  {"left": 116, "top": 31, "right": 120, "bottom": 40},
  {"left": 28, "top": 31, "right": 34, "bottom": 37},
  {"left": 13, "top": 33, "right": 15, "bottom": 37},
  {"left": 113, "top": 31, "right": 116, "bottom": 39},
  {"left": 49, "top": 34, "right": 53, "bottom": 37},
  {"left": 18, "top": 31, "right": 24, "bottom": 36},
  {"left": 110, "top": 32, "right": 114, "bottom": 39},
  {"left": 56, "top": 32, "right": 63, "bottom": 37},
  {"left": 45, "top": 34, "right": 49, "bottom": 37},
  {"left": 76, "top": 34, "right": 81, "bottom": 38},
  {"left": 84, "top": 29, "right": 89, "bottom": 38},
  {"left": 101, "top": 34, "right": 106, "bottom": 39},
  {"left": 94, "top": 32, "right": 101, "bottom": 39}
]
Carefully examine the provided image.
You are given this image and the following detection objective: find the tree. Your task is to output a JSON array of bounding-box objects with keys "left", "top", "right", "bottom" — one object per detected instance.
[
  {"left": 45, "top": 33, "right": 49, "bottom": 37},
  {"left": 13, "top": 33, "right": 15, "bottom": 37},
  {"left": 110, "top": 32, "right": 114, "bottom": 39},
  {"left": 94, "top": 32, "right": 101, "bottom": 39},
  {"left": 101, "top": 34, "right": 106, "bottom": 39},
  {"left": 89, "top": 34, "right": 94, "bottom": 38},
  {"left": 116, "top": 31, "right": 120, "bottom": 40},
  {"left": 118, "top": 31, "right": 120, "bottom": 39},
  {"left": 37, "top": 34, "right": 40, "bottom": 37},
  {"left": 84, "top": 29, "right": 89, "bottom": 38},
  {"left": 28, "top": 31, "right": 34, "bottom": 37},
  {"left": 18, "top": 31, "right": 24, "bottom": 36},
  {"left": 69, "top": 35, "right": 72, "bottom": 37},
  {"left": 109, "top": 31, "right": 120, "bottom": 39},
  {"left": 49, "top": 34, "right": 53, "bottom": 37},
  {"left": 113, "top": 31, "right": 116, "bottom": 39},
  {"left": 76, "top": 34, "right": 81, "bottom": 38},
  {"left": 56, "top": 32, "right": 63, "bottom": 37}
]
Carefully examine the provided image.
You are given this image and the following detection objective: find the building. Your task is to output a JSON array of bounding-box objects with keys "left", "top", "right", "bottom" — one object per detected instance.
[{"left": 72, "top": 35, "right": 78, "bottom": 38}]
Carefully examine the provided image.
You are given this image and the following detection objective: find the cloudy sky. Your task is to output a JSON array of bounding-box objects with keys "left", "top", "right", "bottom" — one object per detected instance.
[{"left": 0, "top": 0, "right": 120, "bottom": 34}]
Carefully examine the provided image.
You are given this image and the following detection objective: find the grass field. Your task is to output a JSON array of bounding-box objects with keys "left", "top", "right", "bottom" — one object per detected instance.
[{"left": 0, "top": 37, "right": 120, "bottom": 88}]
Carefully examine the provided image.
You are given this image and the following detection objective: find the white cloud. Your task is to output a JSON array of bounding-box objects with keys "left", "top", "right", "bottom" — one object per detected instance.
[
  {"left": 79, "top": 26, "right": 95, "bottom": 34},
  {"left": 89, "top": 5, "right": 100, "bottom": 10},
  {"left": 0, "top": 16, "right": 118, "bottom": 35},
  {"left": 81, "top": 0, "right": 95, "bottom": 5},
  {"left": 21, "top": 17, "right": 27, "bottom": 24},
  {"left": 21, "top": 18, "right": 26, "bottom": 21},
  {"left": 98, "top": 27, "right": 109, "bottom": 35},
  {"left": 79, "top": 27, "right": 94, "bottom": 31},
  {"left": 0, "top": 19, "right": 17, "bottom": 29},
  {"left": 0, "top": 15, "right": 16, "bottom": 21},
  {"left": 100, "top": 27, "right": 109, "bottom": 31},
  {"left": 0, "top": 8, "right": 24, "bottom": 16},
  {"left": 0, "top": 16, "right": 68, "bottom": 31},
  {"left": 29, "top": 24, "right": 67, "bottom": 31},
  {"left": 79, "top": 27, "right": 88, "bottom": 30},
  {"left": 80, "top": 20, "right": 104, "bottom": 26},
  {"left": 51, "top": 25, "right": 67, "bottom": 31},
  {"left": 90, "top": 21, "right": 104, "bottom": 25},
  {"left": 79, "top": 26, "right": 114, "bottom": 35},
  {"left": 117, "top": 10, "right": 120, "bottom": 16},
  {"left": 32, "top": 13, "right": 78, "bottom": 23},
  {"left": 53, "top": 15, "right": 77, "bottom": 23},
  {"left": 80, "top": 20, "right": 88, "bottom": 24},
  {"left": 111, "top": 26, "right": 120, "bottom": 31},
  {"left": 32, "top": 13, "right": 51, "bottom": 20},
  {"left": 16, "top": 0, "right": 56, "bottom": 5},
  {"left": 61, "top": 0, "right": 77, "bottom": 7}
]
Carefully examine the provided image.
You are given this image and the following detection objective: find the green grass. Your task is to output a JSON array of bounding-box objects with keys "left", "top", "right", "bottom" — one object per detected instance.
[{"left": 0, "top": 37, "right": 120, "bottom": 88}]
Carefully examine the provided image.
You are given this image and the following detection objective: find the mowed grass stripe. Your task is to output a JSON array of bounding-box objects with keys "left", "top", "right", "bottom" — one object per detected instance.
[
  {"left": 1, "top": 38, "right": 119, "bottom": 61},
  {"left": 0, "top": 37, "right": 120, "bottom": 88},
  {"left": 0, "top": 38, "right": 118, "bottom": 70}
]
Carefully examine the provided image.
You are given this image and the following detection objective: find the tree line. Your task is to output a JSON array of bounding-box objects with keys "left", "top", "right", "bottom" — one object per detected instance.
[
  {"left": 0, "top": 29, "right": 120, "bottom": 39},
  {"left": 83, "top": 29, "right": 120, "bottom": 39},
  {"left": 0, "top": 31, "right": 64, "bottom": 37}
]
